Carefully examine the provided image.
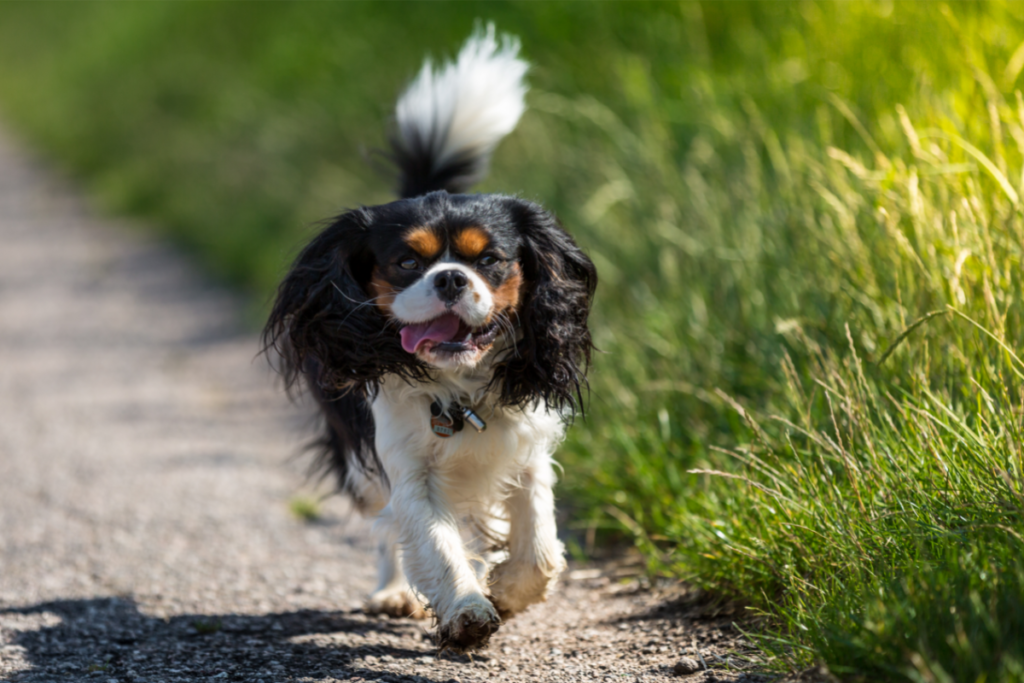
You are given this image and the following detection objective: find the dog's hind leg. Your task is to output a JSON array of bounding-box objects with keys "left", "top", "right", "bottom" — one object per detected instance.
[{"left": 365, "top": 524, "right": 428, "bottom": 619}]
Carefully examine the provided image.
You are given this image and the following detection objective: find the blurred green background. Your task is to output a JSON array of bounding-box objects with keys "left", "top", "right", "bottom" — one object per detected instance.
[{"left": 3, "top": 2, "right": 1024, "bottom": 679}]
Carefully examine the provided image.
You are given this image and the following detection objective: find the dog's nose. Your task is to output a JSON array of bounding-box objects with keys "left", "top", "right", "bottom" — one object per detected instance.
[{"left": 433, "top": 269, "right": 469, "bottom": 302}]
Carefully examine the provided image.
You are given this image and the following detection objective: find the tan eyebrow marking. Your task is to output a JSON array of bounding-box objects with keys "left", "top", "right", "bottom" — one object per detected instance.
[
  {"left": 404, "top": 227, "right": 442, "bottom": 259},
  {"left": 453, "top": 226, "right": 490, "bottom": 259}
]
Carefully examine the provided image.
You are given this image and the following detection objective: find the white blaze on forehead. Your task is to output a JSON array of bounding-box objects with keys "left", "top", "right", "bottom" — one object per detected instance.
[{"left": 391, "top": 260, "right": 493, "bottom": 327}]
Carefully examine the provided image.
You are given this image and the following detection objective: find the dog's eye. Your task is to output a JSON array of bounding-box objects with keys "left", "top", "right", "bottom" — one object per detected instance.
[
  {"left": 399, "top": 258, "right": 419, "bottom": 270},
  {"left": 478, "top": 255, "right": 498, "bottom": 267}
]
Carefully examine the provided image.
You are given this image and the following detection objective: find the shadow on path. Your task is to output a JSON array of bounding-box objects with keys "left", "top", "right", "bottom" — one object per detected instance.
[{"left": 3, "top": 597, "right": 463, "bottom": 682}]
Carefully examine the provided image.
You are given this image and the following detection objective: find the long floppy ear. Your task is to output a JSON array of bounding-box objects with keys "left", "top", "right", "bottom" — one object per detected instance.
[
  {"left": 262, "top": 209, "right": 428, "bottom": 396},
  {"left": 495, "top": 199, "right": 598, "bottom": 416}
]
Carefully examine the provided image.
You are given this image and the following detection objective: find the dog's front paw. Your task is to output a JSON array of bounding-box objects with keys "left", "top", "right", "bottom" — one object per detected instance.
[
  {"left": 365, "top": 588, "right": 429, "bottom": 620},
  {"left": 488, "top": 556, "right": 566, "bottom": 618},
  {"left": 436, "top": 594, "right": 501, "bottom": 653}
]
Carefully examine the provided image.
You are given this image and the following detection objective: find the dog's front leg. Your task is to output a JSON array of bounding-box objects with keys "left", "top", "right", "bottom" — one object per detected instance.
[
  {"left": 488, "top": 461, "right": 566, "bottom": 617},
  {"left": 391, "top": 468, "right": 500, "bottom": 652}
]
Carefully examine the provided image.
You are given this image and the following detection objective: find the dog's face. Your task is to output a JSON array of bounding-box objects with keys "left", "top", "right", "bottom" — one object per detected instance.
[
  {"left": 367, "top": 220, "right": 523, "bottom": 370},
  {"left": 265, "top": 191, "right": 596, "bottom": 412}
]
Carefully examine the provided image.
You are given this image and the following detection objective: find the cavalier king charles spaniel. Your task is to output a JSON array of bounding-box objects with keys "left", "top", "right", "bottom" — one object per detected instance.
[{"left": 264, "top": 25, "right": 596, "bottom": 652}]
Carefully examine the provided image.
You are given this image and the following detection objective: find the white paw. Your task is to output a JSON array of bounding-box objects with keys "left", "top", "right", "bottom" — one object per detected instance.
[
  {"left": 436, "top": 593, "right": 501, "bottom": 652},
  {"left": 365, "top": 587, "right": 429, "bottom": 619},
  {"left": 488, "top": 555, "right": 566, "bottom": 617}
]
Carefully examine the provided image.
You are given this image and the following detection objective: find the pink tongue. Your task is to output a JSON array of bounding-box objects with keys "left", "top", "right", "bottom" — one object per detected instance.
[{"left": 400, "top": 313, "right": 463, "bottom": 353}]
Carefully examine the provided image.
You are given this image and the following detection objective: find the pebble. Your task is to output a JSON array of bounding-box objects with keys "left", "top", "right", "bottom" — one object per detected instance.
[{"left": 672, "top": 656, "right": 701, "bottom": 676}]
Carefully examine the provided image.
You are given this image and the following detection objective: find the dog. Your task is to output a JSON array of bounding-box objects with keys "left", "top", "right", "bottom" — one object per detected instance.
[{"left": 263, "top": 24, "right": 596, "bottom": 653}]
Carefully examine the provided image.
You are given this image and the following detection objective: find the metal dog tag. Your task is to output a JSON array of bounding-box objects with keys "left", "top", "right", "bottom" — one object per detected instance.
[
  {"left": 429, "top": 400, "right": 463, "bottom": 438},
  {"left": 458, "top": 405, "right": 487, "bottom": 432},
  {"left": 430, "top": 414, "right": 455, "bottom": 438}
]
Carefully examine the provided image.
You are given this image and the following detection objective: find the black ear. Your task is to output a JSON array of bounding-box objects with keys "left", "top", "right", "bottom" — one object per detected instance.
[
  {"left": 495, "top": 199, "right": 598, "bottom": 416},
  {"left": 262, "top": 209, "right": 426, "bottom": 396}
]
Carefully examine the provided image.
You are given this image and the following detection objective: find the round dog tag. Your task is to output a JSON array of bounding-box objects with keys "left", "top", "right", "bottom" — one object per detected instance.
[{"left": 431, "top": 415, "right": 455, "bottom": 437}]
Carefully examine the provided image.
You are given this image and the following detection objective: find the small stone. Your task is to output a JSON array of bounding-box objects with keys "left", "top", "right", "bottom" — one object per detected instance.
[{"left": 672, "top": 657, "right": 701, "bottom": 676}]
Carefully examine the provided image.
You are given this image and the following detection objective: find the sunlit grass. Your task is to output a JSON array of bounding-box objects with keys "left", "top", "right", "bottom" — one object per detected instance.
[
  {"left": 539, "top": 4, "right": 1024, "bottom": 678},
  {"left": 288, "top": 495, "right": 323, "bottom": 524},
  {"left": 1, "top": 2, "right": 1023, "bottom": 678}
]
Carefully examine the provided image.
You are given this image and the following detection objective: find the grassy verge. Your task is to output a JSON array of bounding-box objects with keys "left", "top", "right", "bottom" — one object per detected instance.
[{"left": 2, "top": 2, "right": 1023, "bottom": 678}]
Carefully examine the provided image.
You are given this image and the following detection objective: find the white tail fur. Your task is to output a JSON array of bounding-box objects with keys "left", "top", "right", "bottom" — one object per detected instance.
[{"left": 392, "top": 24, "right": 528, "bottom": 197}]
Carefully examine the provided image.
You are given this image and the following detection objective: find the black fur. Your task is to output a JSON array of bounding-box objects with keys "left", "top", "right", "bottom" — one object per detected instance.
[
  {"left": 262, "top": 205, "right": 429, "bottom": 494},
  {"left": 263, "top": 205, "right": 432, "bottom": 397},
  {"left": 390, "top": 133, "right": 489, "bottom": 199},
  {"left": 491, "top": 198, "right": 597, "bottom": 415},
  {"left": 263, "top": 193, "right": 596, "bottom": 408},
  {"left": 389, "top": 99, "right": 510, "bottom": 200},
  {"left": 304, "top": 359, "right": 382, "bottom": 501}
]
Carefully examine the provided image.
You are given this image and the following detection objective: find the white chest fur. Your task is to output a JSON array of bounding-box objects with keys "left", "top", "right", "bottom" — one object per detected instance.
[
  {"left": 366, "top": 371, "right": 569, "bottom": 649},
  {"left": 371, "top": 374, "right": 565, "bottom": 507}
]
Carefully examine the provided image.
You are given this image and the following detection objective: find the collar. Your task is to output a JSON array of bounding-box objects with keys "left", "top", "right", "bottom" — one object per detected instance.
[{"left": 430, "top": 399, "right": 487, "bottom": 438}]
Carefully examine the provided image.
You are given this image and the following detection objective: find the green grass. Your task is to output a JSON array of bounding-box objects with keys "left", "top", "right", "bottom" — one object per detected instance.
[
  {"left": 288, "top": 495, "right": 323, "bottom": 524},
  {"left": 2, "top": 2, "right": 1024, "bottom": 679}
]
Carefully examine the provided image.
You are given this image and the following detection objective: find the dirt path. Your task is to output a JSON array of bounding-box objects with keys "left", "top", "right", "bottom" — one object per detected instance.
[{"left": 0, "top": 129, "right": 763, "bottom": 683}]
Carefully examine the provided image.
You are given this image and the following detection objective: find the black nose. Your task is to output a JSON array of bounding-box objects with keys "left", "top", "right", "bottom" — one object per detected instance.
[{"left": 433, "top": 269, "right": 469, "bottom": 302}]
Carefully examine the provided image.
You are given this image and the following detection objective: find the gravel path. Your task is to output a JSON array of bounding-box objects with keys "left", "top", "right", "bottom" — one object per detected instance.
[{"left": 0, "top": 128, "right": 768, "bottom": 683}]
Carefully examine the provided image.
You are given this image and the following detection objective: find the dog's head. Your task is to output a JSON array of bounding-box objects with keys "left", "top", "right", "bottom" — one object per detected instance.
[{"left": 264, "top": 191, "right": 596, "bottom": 413}]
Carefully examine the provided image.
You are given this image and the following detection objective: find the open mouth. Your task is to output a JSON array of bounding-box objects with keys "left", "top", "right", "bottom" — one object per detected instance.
[{"left": 399, "top": 313, "right": 499, "bottom": 355}]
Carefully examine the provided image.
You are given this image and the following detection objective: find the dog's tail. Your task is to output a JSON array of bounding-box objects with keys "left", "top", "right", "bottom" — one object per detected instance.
[{"left": 391, "top": 24, "right": 528, "bottom": 199}]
